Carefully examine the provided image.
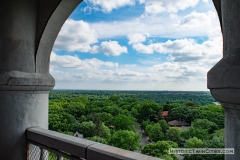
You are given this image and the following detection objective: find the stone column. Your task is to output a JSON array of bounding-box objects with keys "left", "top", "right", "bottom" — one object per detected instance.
[
  {"left": 208, "top": 0, "right": 240, "bottom": 159},
  {"left": 0, "top": 1, "right": 54, "bottom": 159},
  {"left": 0, "top": 0, "right": 81, "bottom": 159}
]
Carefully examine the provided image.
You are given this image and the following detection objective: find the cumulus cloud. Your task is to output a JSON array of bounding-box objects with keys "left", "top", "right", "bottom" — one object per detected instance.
[
  {"left": 175, "top": 11, "right": 216, "bottom": 29},
  {"left": 90, "top": 11, "right": 219, "bottom": 39},
  {"left": 128, "top": 33, "right": 147, "bottom": 44},
  {"left": 132, "top": 43, "right": 153, "bottom": 54},
  {"left": 130, "top": 27, "right": 222, "bottom": 63},
  {"left": 140, "top": 0, "right": 200, "bottom": 14},
  {"left": 100, "top": 41, "right": 128, "bottom": 56},
  {"left": 84, "top": 0, "right": 135, "bottom": 13},
  {"left": 50, "top": 52, "right": 118, "bottom": 70},
  {"left": 50, "top": 52, "right": 159, "bottom": 89},
  {"left": 54, "top": 19, "right": 98, "bottom": 52},
  {"left": 54, "top": 19, "right": 128, "bottom": 56}
]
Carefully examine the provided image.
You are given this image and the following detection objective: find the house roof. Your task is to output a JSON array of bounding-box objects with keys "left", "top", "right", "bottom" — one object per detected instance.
[
  {"left": 168, "top": 120, "right": 190, "bottom": 126},
  {"left": 162, "top": 111, "right": 169, "bottom": 117}
]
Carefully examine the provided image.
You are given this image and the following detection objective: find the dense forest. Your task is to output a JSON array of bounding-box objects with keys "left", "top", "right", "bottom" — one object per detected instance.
[
  {"left": 49, "top": 90, "right": 224, "bottom": 160},
  {"left": 49, "top": 90, "right": 216, "bottom": 105}
]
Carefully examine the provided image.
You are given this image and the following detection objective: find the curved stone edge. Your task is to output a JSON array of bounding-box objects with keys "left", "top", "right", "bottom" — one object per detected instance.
[
  {"left": 36, "top": 0, "right": 83, "bottom": 73},
  {"left": 208, "top": 54, "right": 240, "bottom": 89},
  {"left": 0, "top": 71, "right": 55, "bottom": 91},
  {"left": 210, "top": 88, "right": 240, "bottom": 105},
  {"left": 221, "top": 102, "right": 240, "bottom": 110}
]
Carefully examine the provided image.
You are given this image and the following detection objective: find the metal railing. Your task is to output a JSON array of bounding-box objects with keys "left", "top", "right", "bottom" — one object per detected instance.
[{"left": 26, "top": 127, "right": 161, "bottom": 160}]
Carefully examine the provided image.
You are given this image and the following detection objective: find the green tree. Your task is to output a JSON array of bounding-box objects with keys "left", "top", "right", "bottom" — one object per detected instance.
[
  {"left": 87, "top": 136, "right": 108, "bottom": 144},
  {"left": 142, "top": 141, "right": 178, "bottom": 160},
  {"left": 96, "top": 123, "right": 111, "bottom": 140},
  {"left": 167, "top": 127, "right": 181, "bottom": 143},
  {"left": 78, "top": 121, "right": 96, "bottom": 138},
  {"left": 49, "top": 112, "right": 77, "bottom": 132},
  {"left": 170, "top": 106, "right": 200, "bottom": 123},
  {"left": 158, "top": 120, "right": 169, "bottom": 135},
  {"left": 191, "top": 119, "right": 218, "bottom": 134},
  {"left": 186, "top": 137, "right": 203, "bottom": 148},
  {"left": 111, "top": 114, "right": 136, "bottom": 131},
  {"left": 139, "top": 101, "right": 162, "bottom": 121},
  {"left": 110, "top": 130, "right": 141, "bottom": 151},
  {"left": 180, "top": 130, "right": 191, "bottom": 140},
  {"left": 146, "top": 123, "right": 165, "bottom": 142}
]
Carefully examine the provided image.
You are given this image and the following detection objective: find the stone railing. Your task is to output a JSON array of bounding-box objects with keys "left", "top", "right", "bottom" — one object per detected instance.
[{"left": 26, "top": 127, "right": 161, "bottom": 160}]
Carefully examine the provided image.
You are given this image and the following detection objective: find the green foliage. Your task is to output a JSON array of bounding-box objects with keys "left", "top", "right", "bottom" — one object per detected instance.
[
  {"left": 191, "top": 119, "right": 219, "bottom": 134},
  {"left": 184, "top": 130, "right": 224, "bottom": 160},
  {"left": 185, "top": 102, "right": 196, "bottom": 106},
  {"left": 49, "top": 112, "right": 77, "bottom": 132},
  {"left": 186, "top": 119, "right": 219, "bottom": 140},
  {"left": 50, "top": 90, "right": 216, "bottom": 106},
  {"left": 145, "top": 123, "right": 165, "bottom": 142},
  {"left": 87, "top": 136, "right": 108, "bottom": 144},
  {"left": 110, "top": 130, "right": 141, "bottom": 151},
  {"left": 141, "top": 120, "right": 152, "bottom": 130},
  {"left": 186, "top": 137, "right": 203, "bottom": 148},
  {"left": 111, "top": 114, "right": 136, "bottom": 131},
  {"left": 139, "top": 101, "right": 162, "bottom": 121},
  {"left": 142, "top": 141, "right": 178, "bottom": 159},
  {"left": 167, "top": 127, "right": 181, "bottom": 143},
  {"left": 95, "top": 123, "right": 111, "bottom": 140},
  {"left": 48, "top": 90, "right": 222, "bottom": 156},
  {"left": 170, "top": 106, "right": 200, "bottom": 124},
  {"left": 158, "top": 120, "right": 169, "bottom": 135},
  {"left": 78, "top": 121, "right": 96, "bottom": 138},
  {"left": 180, "top": 130, "right": 191, "bottom": 140}
]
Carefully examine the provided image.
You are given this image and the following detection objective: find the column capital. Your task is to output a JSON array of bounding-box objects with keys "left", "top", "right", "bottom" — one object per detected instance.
[
  {"left": 0, "top": 71, "right": 55, "bottom": 91},
  {"left": 208, "top": 54, "right": 240, "bottom": 104},
  {"left": 221, "top": 102, "right": 240, "bottom": 110}
]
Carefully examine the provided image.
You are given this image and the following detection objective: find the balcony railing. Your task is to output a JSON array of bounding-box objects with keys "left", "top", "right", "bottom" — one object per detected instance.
[{"left": 26, "top": 127, "right": 161, "bottom": 160}]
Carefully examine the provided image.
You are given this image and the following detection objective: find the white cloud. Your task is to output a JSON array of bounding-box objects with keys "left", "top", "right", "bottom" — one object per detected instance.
[
  {"left": 100, "top": 41, "right": 128, "bottom": 56},
  {"left": 175, "top": 11, "right": 216, "bottom": 29},
  {"left": 128, "top": 33, "right": 147, "bottom": 44},
  {"left": 54, "top": 20, "right": 128, "bottom": 56},
  {"left": 130, "top": 27, "right": 222, "bottom": 63},
  {"left": 90, "top": 11, "right": 219, "bottom": 39},
  {"left": 133, "top": 43, "right": 153, "bottom": 54},
  {"left": 140, "top": 0, "right": 200, "bottom": 14},
  {"left": 50, "top": 52, "right": 118, "bottom": 70},
  {"left": 54, "top": 19, "right": 98, "bottom": 52},
  {"left": 84, "top": 0, "right": 135, "bottom": 12}
]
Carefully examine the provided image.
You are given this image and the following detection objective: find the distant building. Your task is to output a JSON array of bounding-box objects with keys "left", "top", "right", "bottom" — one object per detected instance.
[
  {"left": 109, "top": 125, "right": 115, "bottom": 129},
  {"left": 168, "top": 120, "right": 190, "bottom": 127},
  {"left": 162, "top": 111, "right": 169, "bottom": 117},
  {"left": 74, "top": 131, "right": 83, "bottom": 138}
]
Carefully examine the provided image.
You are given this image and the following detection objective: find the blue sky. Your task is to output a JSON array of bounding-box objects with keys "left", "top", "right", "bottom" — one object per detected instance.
[{"left": 51, "top": 0, "right": 222, "bottom": 91}]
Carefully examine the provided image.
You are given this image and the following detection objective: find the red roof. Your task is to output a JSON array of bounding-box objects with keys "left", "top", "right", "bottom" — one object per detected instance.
[{"left": 162, "top": 111, "right": 169, "bottom": 117}]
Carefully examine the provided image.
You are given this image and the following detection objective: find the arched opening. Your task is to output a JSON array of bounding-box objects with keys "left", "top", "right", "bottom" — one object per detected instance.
[
  {"left": 50, "top": 0, "right": 222, "bottom": 91},
  {"left": 48, "top": 1, "right": 225, "bottom": 160}
]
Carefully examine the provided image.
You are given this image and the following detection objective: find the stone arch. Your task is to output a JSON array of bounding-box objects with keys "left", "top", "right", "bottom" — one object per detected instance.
[{"left": 36, "top": 0, "right": 82, "bottom": 74}]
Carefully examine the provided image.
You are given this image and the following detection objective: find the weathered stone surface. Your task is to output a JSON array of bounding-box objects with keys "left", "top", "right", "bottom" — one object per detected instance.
[
  {"left": 0, "top": 91, "right": 49, "bottom": 159},
  {"left": 222, "top": 103, "right": 240, "bottom": 160},
  {"left": 87, "top": 143, "right": 161, "bottom": 160},
  {"left": 208, "top": 0, "right": 240, "bottom": 105},
  {"left": 0, "top": 0, "right": 81, "bottom": 159}
]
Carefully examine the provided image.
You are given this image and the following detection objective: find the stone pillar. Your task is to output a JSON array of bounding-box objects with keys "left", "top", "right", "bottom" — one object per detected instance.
[
  {"left": 0, "top": 0, "right": 81, "bottom": 159},
  {"left": 0, "top": 1, "right": 53, "bottom": 159},
  {"left": 208, "top": 0, "right": 240, "bottom": 159}
]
